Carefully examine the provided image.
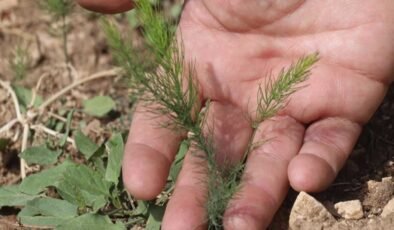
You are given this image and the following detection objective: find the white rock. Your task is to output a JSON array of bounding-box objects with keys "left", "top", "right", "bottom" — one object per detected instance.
[
  {"left": 381, "top": 198, "right": 394, "bottom": 217},
  {"left": 289, "top": 192, "right": 336, "bottom": 230},
  {"left": 334, "top": 200, "right": 364, "bottom": 220}
]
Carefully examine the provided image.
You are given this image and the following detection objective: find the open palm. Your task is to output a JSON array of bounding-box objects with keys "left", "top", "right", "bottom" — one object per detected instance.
[{"left": 78, "top": 0, "right": 394, "bottom": 229}]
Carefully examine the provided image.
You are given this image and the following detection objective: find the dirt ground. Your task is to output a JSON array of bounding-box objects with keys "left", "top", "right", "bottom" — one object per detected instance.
[
  {"left": 1, "top": 1, "right": 393, "bottom": 229},
  {"left": 269, "top": 86, "right": 394, "bottom": 230}
]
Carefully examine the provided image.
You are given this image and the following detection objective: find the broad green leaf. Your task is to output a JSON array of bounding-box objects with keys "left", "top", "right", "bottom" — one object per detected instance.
[
  {"left": 56, "top": 175, "right": 90, "bottom": 209},
  {"left": 105, "top": 133, "right": 124, "bottom": 184},
  {"left": 75, "top": 130, "right": 99, "bottom": 159},
  {"left": 19, "top": 145, "right": 61, "bottom": 165},
  {"left": 57, "top": 181, "right": 107, "bottom": 212},
  {"left": 0, "top": 185, "right": 38, "bottom": 208},
  {"left": 90, "top": 194, "right": 107, "bottom": 212},
  {"left": 133, "top": 200, "right": 149, "bottom": 216},
  {"left": 24, "top": 197, "right": 78, "bottom": 217},
  {"left": 19, "top": 216, "right": 67, "bottom": 228},
  {"left": 19, "top": 160, "right": 75, "bottom": 195},
  {"left": 109, "top": 187, "right": 123, "bottom": 209},
  {"left": 83, "top": 96, "right": 115, "bottom": 117},
  {"left": 92, "top": 155, "right": 106, "bottom": 175},
  {"left": 56, "top": 164, "right": 111, "bottom": 210},
  {"left": 12, "top": 85, "right": 43, "bottom": 110},
  {"left": 0, "top": 138, "right": 9, "bottom": 151},
  {"left": 146, "top": 205, "right": 165, "bottom": 230},
  {"left": 18, "top": 197, "right": 78, "bottom": 227},
  {"left": 169, "top": 141, "right": 188, "bottom": 182},
  {"left": 61, "top": 164, "right": 111, "bottom": 195},
  {"left": 57, "top": 213, "right": 126, "bottom": 230}
]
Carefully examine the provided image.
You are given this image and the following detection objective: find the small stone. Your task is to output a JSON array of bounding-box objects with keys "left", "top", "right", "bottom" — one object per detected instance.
[
  {"left": 367, "top": 180, "right": 379, "bottom": 190},
  {"left": 381, "top": 198, "right": 394, "bottom": 217},
  {"left": 334, "top": 200, "right": 364, "bottom": 220},
  {"left": 364, "top": 178, "right": 394, "bottom": 208},
  {"left": 289, "top": 192, "right": 336, "bottom": 230}
]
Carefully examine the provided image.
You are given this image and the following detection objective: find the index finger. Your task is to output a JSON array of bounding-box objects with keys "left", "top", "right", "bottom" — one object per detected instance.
[
  {"left": 123, "top": 103, "right": 185, "bottom": 200},
  {"left": 76, "top": 0, "right": 133, "bottom": 13}
]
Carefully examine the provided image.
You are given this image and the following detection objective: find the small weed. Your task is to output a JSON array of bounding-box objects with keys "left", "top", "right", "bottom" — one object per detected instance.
[
  {"left": 9, "top": 45, "right": 30, "bottom": 81},
  {"left": 0, "top": 2, "right": 127, "bottom": 228},
  {"left": 40, "top": 0, "right": 74, "bottom": 79}
]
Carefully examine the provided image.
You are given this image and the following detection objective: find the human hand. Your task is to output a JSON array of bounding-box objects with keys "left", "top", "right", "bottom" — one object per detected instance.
[{"left": 78, "top": 0, "right": 394, "bottom": 229}]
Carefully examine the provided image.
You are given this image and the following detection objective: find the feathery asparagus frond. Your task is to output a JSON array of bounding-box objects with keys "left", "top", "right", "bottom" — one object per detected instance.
[
  {"left": 206, "top": 54, "right": 319, "bottom": 229},
  {"left": 102, "top": 1, "right": 199, "bottom": 131},
  {"left": 103, "top": 1, "right": 319, "bottom": 229},
  {"left": 136, "top": 0, "right": 172, "bottom": 60},
  {"left": 41, "top": 0, "right": 74, "bottom": 79},
  {"left": 9, "top": 45, "right": 30, "bottom": 81},
  {"left": 41, "top": 0, "right": 73, "bottom": 19},
  {"left": 254, "top": 53, "right": 319, "bottom": 127}
]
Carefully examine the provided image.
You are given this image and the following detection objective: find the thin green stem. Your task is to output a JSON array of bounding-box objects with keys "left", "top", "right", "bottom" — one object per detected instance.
[{"left": 242, "top": 127, "right": 258, "bottom": 164}]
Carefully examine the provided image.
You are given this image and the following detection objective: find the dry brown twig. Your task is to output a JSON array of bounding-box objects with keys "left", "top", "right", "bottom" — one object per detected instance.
[
  {"left": 0, "top": 118, "right": 19, "bottom": 134},
  {"left": 38, "top": 67, "right": 122, "bottom": 112},
  {"left": 0, "top": 68, "right": 122, "bottom": 179},
  {"left": 31, "top": 124, "right": 76, "bottom": 147},
  {"left": 0, "top": 80, "right": 22, "bottom": 120},
  {"left": 48, "top": 111, "right": 68, "bottom": 122}
]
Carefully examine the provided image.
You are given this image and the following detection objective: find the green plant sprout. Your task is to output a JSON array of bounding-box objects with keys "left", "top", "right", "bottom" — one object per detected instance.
[
  {"left": 103, "top": 0, "right": 319, "bottom": 229},
  {"left": 9, "top": 45, "right": 30, "bottom": 81},
  {"left": 41, "top": 0, "right": 74, "bottom": 79},
  {"left": 206, "top": 54, "right": 318, "bottom": 229},
  {"left": 1, "top": 48, "right": 120, "bottom": 179},
  {"left": 0, "top": 1, "right": 168, "bottom": 229},
  {"left": 0, "top": 44, "right": 126, "bottom": 229}
]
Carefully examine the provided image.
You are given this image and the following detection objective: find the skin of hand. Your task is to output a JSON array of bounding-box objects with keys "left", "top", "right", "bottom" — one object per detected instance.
[{"left": 78, "top": 0, "right": 394, "bottom": 229}]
